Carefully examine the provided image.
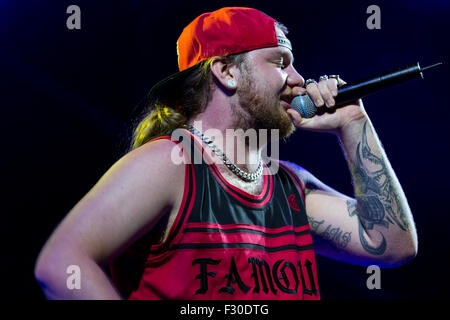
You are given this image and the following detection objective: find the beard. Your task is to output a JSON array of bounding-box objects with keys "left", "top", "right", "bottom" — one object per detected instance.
[{"left": 231, "top": 66, "right": 295, "bottom": 140}]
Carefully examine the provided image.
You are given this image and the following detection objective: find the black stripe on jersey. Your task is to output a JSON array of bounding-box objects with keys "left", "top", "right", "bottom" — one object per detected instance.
[
  {"left": 278, "top": 161, "right": 306, "bottom": 199},
  {"left": 165, "top": 161, "right": 195, "bottom": 243},
  {"left": 148, "top": 134, "right": 196, "bottom": 254},
  {"left": 183, "top": 227, "right": 311, "bottom": 238},
  {"left": 170, "top": 243, "right": 314, "bottom": 252}
]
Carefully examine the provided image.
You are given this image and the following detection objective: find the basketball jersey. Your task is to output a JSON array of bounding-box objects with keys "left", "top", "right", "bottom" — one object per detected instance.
[{"left": 110, "top": 130, "right": 320, "bottom": 300}]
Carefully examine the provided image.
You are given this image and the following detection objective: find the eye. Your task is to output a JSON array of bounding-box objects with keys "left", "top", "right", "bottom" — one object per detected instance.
[{"left": 275, "top": 59, "right": 286, "bottom": 69}]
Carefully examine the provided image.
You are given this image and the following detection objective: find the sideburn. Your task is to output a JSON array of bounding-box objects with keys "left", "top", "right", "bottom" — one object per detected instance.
[{"left": 233, "top": 61, "right": 295, "bottom": 140}]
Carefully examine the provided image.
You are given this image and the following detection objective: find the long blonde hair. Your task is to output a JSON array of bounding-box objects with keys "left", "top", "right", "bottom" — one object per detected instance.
[{"left": 128, "top": 54, "right": 245, "bottom": 151}]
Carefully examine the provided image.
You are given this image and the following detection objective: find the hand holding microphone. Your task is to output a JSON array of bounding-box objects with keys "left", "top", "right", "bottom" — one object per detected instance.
[{"left": 291, "top": 62, "right": 442, "bottom": 119}]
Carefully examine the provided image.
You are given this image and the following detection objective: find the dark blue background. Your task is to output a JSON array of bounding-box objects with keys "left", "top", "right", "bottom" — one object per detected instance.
[{"left": 1, "top": 0, "right": 449, "bottom": 300}]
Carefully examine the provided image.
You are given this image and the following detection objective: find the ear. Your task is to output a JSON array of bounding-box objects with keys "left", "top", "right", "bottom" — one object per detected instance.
[{"left": 210, "top": 58, "right": 239, "bottom": 92}]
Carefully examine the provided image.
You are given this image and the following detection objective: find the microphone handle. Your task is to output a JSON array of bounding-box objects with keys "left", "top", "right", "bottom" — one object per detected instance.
[
  {"left": 291, "top": 62, "right": 425, "bottom": 118},
  {"left": 335, "top": 62, "right": 423, "bottom": 105}
]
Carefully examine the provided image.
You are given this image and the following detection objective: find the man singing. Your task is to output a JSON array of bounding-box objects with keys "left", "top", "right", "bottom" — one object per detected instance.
[{"left": 35, "top": 7, "right": 417, "bottom": 300}]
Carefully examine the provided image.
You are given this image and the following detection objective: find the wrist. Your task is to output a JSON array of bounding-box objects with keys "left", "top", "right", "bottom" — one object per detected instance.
[{"left": 336, "top": 113, "right": 369, "bottom": 140}]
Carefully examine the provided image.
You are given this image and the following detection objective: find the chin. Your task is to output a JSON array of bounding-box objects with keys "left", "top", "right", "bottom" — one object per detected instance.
[{"left": 266, "top": 113, "right": 296, "bottom": 140}]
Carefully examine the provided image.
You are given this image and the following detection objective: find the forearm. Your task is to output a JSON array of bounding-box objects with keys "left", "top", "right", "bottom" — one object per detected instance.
[
  {"left": 337, "top": 115, "right": 418, "bottom": 263},
  {"left": 35, "top": 252, "right": 122, "bottom": 300}
]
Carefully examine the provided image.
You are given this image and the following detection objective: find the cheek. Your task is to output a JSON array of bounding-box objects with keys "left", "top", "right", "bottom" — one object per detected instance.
[
  {"left": 271, "top": 69, "right": 288, "bottom": 89},
  {"left": 261, "top": 69, "right": 286, "bottom": 88},
  {"left": 245, "top": 67, "right": 286, "bottom": 94},
  {"left": 280, "top": 72, "right": 289, "bottom": 88}
]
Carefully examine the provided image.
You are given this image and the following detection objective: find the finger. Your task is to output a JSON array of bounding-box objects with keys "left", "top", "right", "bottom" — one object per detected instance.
[
  {"left": 327, "top": 79, "right": 339, "bottom": 97},
  {"left": 318, "top": 79, "right": 335, "bottom": 108},
  {"left": 305, "top": 82, "right": 324, "bottom": 107},
  {"left": 292, "top": 86, "right": 306, "bottom": 97}
]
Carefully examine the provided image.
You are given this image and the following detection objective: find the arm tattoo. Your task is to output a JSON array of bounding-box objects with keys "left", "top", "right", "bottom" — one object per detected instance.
[
  {"left": 320, "top": 224, "right": 352, "bottom": 249},
  {"left": 351, "top": 121, "right": 410, "bottom": 255},
  {"left": 308, "top": 216, "right": 352, "bottom": 250},
  {"left": 307, "top": 215, "right": 324, "bottom": 233}
]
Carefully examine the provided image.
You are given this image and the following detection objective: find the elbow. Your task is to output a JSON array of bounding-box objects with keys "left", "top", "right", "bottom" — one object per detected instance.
[
  {"left": 379, "top": 239, "right": 418, "bottom": 268},
  {"left": 381, "top": 221, "right": 419, "bottom": 268},
  {"left": 34, "top": 252, "right": 56, "bottom": 291},
  {"left": 34, "top": 247, "right": 73, "bottom": 295},
  {"left": 391, "top": 247, "right": 417, "bottom": 267},
  {"left": 34, "top": 252, "right": 46, "bottom": 284},
  {"left": 407, "top": 237, "right": 419, "bottom": 261},
  {"left": 403, "top": 239, "right": 419, "bottom": 263},
  {"left": 34, "top": 250, "right": 82, "bottom": 299},
  {"left": 396, "top": 229, "right": 419, "bottom": 265}
]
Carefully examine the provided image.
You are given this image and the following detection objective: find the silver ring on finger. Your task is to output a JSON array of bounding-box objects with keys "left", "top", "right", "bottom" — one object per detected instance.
[
  {"left": 319, "top": 75, "right": 329, "bottom": 81},
  {"left": 328, "top": 74, "right": 341, "bottom": 87},
  {"left": 305, "top": 79, "right": 317, "bottom": 86}
]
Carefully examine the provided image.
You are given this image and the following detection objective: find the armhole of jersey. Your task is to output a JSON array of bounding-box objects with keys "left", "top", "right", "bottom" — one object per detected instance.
[
  {"left": 277, "top": 160, "right": 306, "bottom": 202},
  {"left": 145, "top": 134, "right": 195, "bottom": 253}
]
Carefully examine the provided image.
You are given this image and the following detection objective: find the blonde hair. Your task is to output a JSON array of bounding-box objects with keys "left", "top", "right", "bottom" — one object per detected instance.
[{"left": 128, "top": 53, "right": 246, "bottom": 151}]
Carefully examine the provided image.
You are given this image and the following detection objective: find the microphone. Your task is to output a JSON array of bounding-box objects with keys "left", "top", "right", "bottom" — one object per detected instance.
[{"left": 291, "top": 62, "right": 442, "bottom": 118}]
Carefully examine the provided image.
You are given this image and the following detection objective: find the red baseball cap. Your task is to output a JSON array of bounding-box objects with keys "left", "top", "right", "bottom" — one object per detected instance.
[{"left": 147, "top": 7, "right": 292, "bottom": 106}]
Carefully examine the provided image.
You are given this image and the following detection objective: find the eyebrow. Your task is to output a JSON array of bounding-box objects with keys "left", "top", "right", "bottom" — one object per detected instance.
[
  {"left": 265, "top": 47, "right": 296, "bottom": 67},
  {"left": 279, "top": 48, "right": 294, "bottom": 65}
]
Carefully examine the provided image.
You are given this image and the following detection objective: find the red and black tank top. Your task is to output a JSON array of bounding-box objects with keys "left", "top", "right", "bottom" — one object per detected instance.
[{"left": 110, "top": 130, "right": 320, "bottom": 300}]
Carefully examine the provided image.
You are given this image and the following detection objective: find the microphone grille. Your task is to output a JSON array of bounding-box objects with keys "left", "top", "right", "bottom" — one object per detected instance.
[{"left": 291, "top": 95, "right": 317, "bottom": 118}]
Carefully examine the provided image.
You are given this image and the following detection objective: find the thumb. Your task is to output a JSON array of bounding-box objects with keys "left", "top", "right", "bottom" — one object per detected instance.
[{"left": 287, "top": 108, "right": 303, "bottom": 127}]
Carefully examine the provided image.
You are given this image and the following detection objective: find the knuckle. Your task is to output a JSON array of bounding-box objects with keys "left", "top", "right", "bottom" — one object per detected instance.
[
  {"left": 307, "top": 89, "right": 324, "bottom": 106},
  {"left": 327, "top": 81, "right": 339, "bottom": 95},
  {"left": 306, "top": 82, "right": 317, "bottom": 89},
  {"left": 306, "top": 84, "right": 318, "bottom": 95}
]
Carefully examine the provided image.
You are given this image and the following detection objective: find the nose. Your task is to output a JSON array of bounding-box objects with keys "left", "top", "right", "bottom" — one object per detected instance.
[{"left": 286, "top": 65, "right": 304, "bottom": 88}]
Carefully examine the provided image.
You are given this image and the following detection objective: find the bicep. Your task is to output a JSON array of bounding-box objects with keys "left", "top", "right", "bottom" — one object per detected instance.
[
  {"left": 305, "top": 188, "right": 362, "bottom": 263},
  {"left": 39, "top": 140, "right": 185, "bottom": 266}
]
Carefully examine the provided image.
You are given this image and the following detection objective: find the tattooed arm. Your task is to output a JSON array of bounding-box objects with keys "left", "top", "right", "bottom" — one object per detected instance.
[{"left": 283, "top": 116, "right": 418, "bottom": 267}]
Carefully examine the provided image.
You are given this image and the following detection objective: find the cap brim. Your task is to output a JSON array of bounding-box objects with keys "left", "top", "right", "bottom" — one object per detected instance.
[{"left": 147, "top": 64, "right": 198, "bottom": 107}]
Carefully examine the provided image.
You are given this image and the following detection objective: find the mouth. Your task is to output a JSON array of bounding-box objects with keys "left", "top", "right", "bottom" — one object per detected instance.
[
  {"left": 280, "top": 96, "right": 293, "bottom": 110},
  {"left": 280, "top": 100, "right": 291, "bottom": 109}
]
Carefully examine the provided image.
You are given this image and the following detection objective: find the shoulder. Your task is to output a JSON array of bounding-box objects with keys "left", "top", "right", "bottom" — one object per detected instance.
[
  {"left": 107, "top": 137, "right": 186, "bottom": 200},
  {"left": 127, "top": 136, "right": 183, "bottom": 162},
  {"left": 122, "top": 137, "right": 185, "bottom": 174}
]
